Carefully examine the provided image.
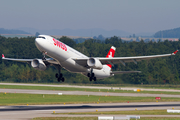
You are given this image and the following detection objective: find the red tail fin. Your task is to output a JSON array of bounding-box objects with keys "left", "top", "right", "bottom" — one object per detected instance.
[
  {"left": 172, "top": 50, "right": 179, "bottom": 55},
  {"left": 2, "top": 54, "right": 5, "bottom": 58},
  {"left": 106, "top": 46, "right": 116, "bottom": 68}
]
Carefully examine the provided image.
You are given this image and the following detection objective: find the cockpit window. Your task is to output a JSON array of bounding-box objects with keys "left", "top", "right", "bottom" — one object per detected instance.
[{"left": 38, "top": 36, "right": 46, "bottom": 39}]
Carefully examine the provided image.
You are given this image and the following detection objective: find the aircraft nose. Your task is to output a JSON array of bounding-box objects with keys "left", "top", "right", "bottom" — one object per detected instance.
[
  {"left": 35, "top": 38, "right": 42, "bottom": 47},
  {"left": 35, "top": 38, "right": 44, "bottom": 51}
]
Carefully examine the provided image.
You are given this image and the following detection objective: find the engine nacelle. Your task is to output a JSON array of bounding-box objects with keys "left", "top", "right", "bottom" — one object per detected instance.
[
  {"left": 87, "top": 58, "right": 103, "bottom": 69},
  {"left": 31, "top": 59, "right": 46, "bottom": 71}
]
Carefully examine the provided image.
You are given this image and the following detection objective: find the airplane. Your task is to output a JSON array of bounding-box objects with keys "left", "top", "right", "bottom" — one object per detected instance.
[{"left": 2, "top": 35, "right": 179, "bottom": 82}]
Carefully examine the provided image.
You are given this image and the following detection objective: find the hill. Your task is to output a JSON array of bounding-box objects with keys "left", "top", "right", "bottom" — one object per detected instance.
[
  {"left": 17, "top": 27, "right": 131, "bottom": 37},
  {"left": 154, "top": 27, "right": 180, "bottom": 38},
  {"left": 0, "top": 28, "right": 30, "bottom": 34}
]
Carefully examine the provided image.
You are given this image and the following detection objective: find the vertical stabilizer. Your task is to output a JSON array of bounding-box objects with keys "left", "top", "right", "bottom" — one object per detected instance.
[
  {"left": 2, "top": 54, "right": 5, "bottom": 58},
  {"left": 106, "top": 46, "right": 116, "bottom": 68}
]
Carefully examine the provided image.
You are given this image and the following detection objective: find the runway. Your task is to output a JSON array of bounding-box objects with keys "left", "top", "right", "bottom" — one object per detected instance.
[
  {"left": 1, "top": 102, "right": 180, "bottom": 111},
  {"left": 0, "top": 102, "right": 180, "bottom": 120},
  {"left": 1, "top": 83, "right": 180, "bottom": 92},
  {"left": 1, "top": 111, "right": 180, "bottom": 120},
  {"left": 1, "top": 88, "right": 180, "bottom": 98}
]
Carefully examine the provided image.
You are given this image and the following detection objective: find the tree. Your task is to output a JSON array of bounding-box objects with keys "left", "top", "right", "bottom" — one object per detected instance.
[
  {"left": 59, "top": 36, "right": 76, "bottom": 48},
  {"left": 0, "top": 35, "right": 180, "bottom": 84}
]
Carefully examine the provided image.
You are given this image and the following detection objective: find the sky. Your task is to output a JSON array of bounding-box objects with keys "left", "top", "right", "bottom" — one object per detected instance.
[{"left": 0, "top": 0, "right": 180, "bottom": 34}]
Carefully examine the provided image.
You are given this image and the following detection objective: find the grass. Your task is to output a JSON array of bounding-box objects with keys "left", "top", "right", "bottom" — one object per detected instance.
[
  {"left": 1, "top": 85, "right": 180, "bottom": 95},
  {"left": 0, "top": 85, "right": 94, "bottom": 91},
  {"left": 50, "top": 110, "right": 180, "bottom": 120},
  {"left": 0, "top": 93, "right": 180, "bottom": 105},
  {"left": 32, "top": 117, "right": 180, "bottom": 120},
  {"left": 55, "top": 109, "right": 180, "bottom": 115},
  {"left": 32, "top": 117, "right": 97, "bottom": 120},
  {"left": 139, "top": 118, "right": 180, "bottom": 120},
  {"left": 140, "top": 118, "right": 180, "bottom": 120}
]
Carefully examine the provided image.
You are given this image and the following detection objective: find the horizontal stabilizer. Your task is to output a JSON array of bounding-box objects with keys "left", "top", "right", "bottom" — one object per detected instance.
[{"left": 111, "top": 71, "right": 141, "bottom": 74}]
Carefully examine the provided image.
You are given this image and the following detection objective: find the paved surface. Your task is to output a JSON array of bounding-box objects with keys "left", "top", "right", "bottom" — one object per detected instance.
[
  {"left": 1, "top": 83, "right": 180, "bottom": 92},
  {"left": 1, "top": 102, "right": 180, "bottom": 111},
  {"left": 0, "top": 83, "right": 180, "bottom": 119},
  {"left": 1, "top": 88, "right": 180, "bottom": 98},
  {"left": 0, "top": 102, "right": 180, "bottom": 120},
  {"left": 1, "top": 111, "right": 180, "bottom": 120}
]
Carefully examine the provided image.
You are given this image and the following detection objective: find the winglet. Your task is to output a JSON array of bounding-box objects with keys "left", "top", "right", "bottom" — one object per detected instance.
[
  {"left": 2, "top": 54, "right": 5, "bottom": 58},
  {"left": 172, "top": 50, "right": 179, "bottom": 55}
]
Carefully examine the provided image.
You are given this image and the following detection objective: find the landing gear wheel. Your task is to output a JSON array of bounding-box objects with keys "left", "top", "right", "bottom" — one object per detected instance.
[
  {"left": 55, "top": 73, "right": 59, "bottom": 78},
  {"left": 61, "top": 77, "right": 65, "bottom": 82},
  {"left": 58, "top": 77, "right": 61, "bottom": 82},
  {"left": 59, "top": 73, "right": 63, "bottom": 78},
  {"left": 87, "top": 73, "right": 90, "bottom": 77},
  {"left": 89, "top": 77, "right": 93, "bottom": 81},
  {"left": 54, "top": 65, "right": 65, "bottom": 83},
  {"left": 56, "top": 73, "right": 65, "bottom": 82},
  {"left": 91, "top": 73, "right": 95, "bottom": 77},
  {"left": 88, "top": 68, "right": 96, "bottom": 82}
]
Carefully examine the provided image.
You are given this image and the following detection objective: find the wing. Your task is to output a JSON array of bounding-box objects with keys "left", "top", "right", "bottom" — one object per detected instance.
[
  {"left": 111, "top": 71, "right": 141, "bottom": 74},
  {"left": 2, "top": 54, "right": 59, "bottom": 65},
  {"left": 73, "top": 50, "right": 179, "bottom": 67}
]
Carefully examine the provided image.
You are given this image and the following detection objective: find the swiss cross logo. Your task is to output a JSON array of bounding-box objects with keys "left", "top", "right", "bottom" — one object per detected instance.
[
  {"left": 108, "top": 52, "right": 113, "bottom": 58},
  {"left": 53, "top": 38, "right": 67, "bottom": 51},
  {"left": 106, "top": 49, "right": 115, "bottom": 58},
  {"left": 106, "top": 47, "right": 116, "bottom": 68}
]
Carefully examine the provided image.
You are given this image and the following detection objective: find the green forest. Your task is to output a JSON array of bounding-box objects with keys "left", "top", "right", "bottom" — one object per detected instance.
[{"left": 0, "top": 35, "right": 180, "bottom": 84}]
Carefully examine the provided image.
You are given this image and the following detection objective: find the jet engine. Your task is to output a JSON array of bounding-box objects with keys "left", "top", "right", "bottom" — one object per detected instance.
[
  {"left": 87, "top": 58, "right": 103, "bottom": 69},
  {"left": 31, "top": 59, "right": 46, "bottom": 71}
]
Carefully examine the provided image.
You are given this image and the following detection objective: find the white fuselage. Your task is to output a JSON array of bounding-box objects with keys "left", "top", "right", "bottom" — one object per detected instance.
[{"left": 35, "top": 35, "right": 111, "bottom": 79}]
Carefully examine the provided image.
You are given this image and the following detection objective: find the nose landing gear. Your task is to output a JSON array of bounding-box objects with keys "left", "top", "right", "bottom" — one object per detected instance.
[
  {"left": 41, "top": 51, "right": 65, "bottom": 82},
  {"left": 42, "top": 52, "right": 47, "bottom": 60}
]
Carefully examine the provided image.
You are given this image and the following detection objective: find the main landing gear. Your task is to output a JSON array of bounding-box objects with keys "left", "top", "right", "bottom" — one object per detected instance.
[
  {"left": 54, "top": 65, "right": 65, "bottom": 82},
  {"left": 56, "top": 73, "right": 65, "bottom": 82},
  {"left": 87, "top": 69, "right": 96, "bottom": 81}
]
